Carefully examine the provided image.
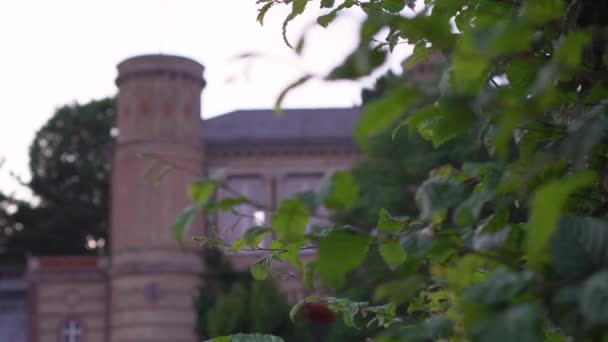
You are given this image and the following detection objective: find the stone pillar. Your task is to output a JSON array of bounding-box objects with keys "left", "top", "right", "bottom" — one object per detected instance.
[{"left": 110, "top": 55, "right": 205, "bottom": 342}]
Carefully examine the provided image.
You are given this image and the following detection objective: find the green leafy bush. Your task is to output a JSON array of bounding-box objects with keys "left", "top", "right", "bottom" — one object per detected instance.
[{"left": 183, "top": 0, "right": 608, "bottom": 340}]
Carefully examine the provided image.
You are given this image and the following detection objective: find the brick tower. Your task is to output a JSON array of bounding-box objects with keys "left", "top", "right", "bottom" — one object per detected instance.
[{"left": 110, "top": 55, "right": 205, "bottom": 342}]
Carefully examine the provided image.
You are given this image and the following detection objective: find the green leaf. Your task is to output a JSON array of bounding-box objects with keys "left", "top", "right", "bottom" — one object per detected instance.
[
  {"left": 554, "top": 32, "right": 591, "bottom": 67},
  {"left": 318, "top": 0, "right": 354, "bottom": 28},
  {"left": 271, "top": 199, "right": 309, "bottom": 244},
  {"left": 527, "top": 171, "right": 597, "bottom": 270},
  {"left": 327, "top": 45, "right": 387, "bottom": 80},
  {"left": 318, "top": 230, "right": 371, "bottom": 288},
  {"left": 415, "top": 176, "right": 467, "bottom": 221},
  {"left": 205, "top": 334, "right": 284, "bottom": 342},
  {"left": 188, "top": 179, "right": 219, "bottom": 204},
  {"left": 282, "top": 0, "right": 308, "bottom": 48},
  {"left": 406, "top": 102, "right": 475, "bottom": 147},
  {"left": 232, "top": 226, "right": 272, "bottom": 252},
  {"left": 473, "top": 304, "right": 543, "bottom": 342},
  {"left": 395, "top": 12, "right": 455, "bottom": 49},
  {"left": 317, "top": 12, "right": 337, "bottom": 28},
  {"left": 464, "top": 267, "right": 534, "bottom": 306},
  {"left": 377, "top": 208, "right": 408, "bottom": 233},
  {"left": 203, "top": 197, "right": 250, "bottom": 212},
  {"left": 451, "top": 52, "right": 490, "bottom": 94},
  {"left": 522, "top": 0, "right": 565, "bottom": 25},
  {"left": 303, "top": 261, "right": 318, "bottom": 291},
  {"left": 379, "top": 241, "right": 407, "bottom": 269},
  {"left": 368, "top": 303, "right": 397, "bottom": 328},
  {"left": 250, "top": 253, "right": 276, "bottom": 280},
  {"left": 445, "top": 255, "right": 488, "bottom": 294},
  {"left": 172, "top": 205, "right": 198, "bottom": 242},
  {"left": 551, "top": 216, "right": 608, "bottom": 281},
  {"left": 455, "top": 190, "right": 493, "bottom": 228},
  {"left": 320, "top": 0, "right": 335, "bottom": 8},
  {"left": 374, "top": 276, "right": 425, "bottom": 306},
  {"left": 256, "top": 2, "right": 274, "bottom": 26},
  {"left": 506, "top": 59, "right": 542, "bottom": 96},
  {"left": 275, "top": 75, "right": 312, "bottom": 114},
  {"left": 403, "top": 43, "right": 431, "bottom": 70},
  {"left": 400, "top": 231, "right": 432, "bottom": 258},
  {"left": 381, "top": 0, "right": 406, "bottom": 13},
  {"left": 320, "top": 171, "right": 359, "bottom": 210},
  {"left": 579, "top": 270, "right": 608, "bottom": 326},
  {"left": 355, "top": 86, "right": 423, "bottom": 149}
]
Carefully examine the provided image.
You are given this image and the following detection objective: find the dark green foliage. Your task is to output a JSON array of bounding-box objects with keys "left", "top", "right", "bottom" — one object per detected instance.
[
  {"left": 208, "top": 283, "right": 250, "bottom": 337},
  {"left": 1, "top": 98, "right": 115, "bottom": 261},
  {"left": 196, "top": 249, "right": 311, "bottom": 342}
]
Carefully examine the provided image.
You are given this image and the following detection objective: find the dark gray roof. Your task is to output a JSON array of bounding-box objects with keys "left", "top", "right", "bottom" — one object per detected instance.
[{"left": 202, "top": 108, "right": 360, "bottom": 146}]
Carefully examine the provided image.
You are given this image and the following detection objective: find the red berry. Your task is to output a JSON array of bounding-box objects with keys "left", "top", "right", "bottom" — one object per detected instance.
[{"left": 302, "top": 302, "right": 335, "bottom": 325}]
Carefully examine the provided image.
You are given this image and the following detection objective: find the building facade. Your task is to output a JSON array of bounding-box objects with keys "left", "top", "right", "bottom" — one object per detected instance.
[{"left": 14, "top": 54, "right": 362, "bottom": 342}]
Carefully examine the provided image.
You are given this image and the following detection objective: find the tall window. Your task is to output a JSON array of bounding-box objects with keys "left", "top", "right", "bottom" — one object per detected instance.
[{"left": 61, "top": 320, "right": 81, "bottom": 342}]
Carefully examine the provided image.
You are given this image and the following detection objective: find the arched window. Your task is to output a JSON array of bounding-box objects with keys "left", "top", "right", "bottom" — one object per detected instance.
[{"left": 60, "top": 319, "right": 82, "bottom": 342}]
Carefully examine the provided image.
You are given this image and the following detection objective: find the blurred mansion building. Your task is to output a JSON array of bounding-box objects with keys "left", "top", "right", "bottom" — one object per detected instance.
[{"left": 0, "top": 55, "right": 363, "bottom": 342}]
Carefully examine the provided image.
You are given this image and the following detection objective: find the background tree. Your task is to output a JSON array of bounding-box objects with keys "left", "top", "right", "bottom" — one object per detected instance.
[
  {"left": 196, "top": 248, "right": 312, "bottom": 341},
  {"left": 0, "top": 98, "right": 115, "bottom": 261}
]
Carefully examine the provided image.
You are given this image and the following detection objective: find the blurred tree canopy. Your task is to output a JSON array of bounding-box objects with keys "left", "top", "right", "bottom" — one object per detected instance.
[{"left": 0, "top": 98, "right": 115, "bottom": 261}]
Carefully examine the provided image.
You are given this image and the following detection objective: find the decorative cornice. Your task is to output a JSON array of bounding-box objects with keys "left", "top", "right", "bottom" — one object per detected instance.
[
  {"left": 206, "top": 140, "right": 361, "bottom": 158},
  {"left": 109, "top": 263, "right": 202, "bottom": 277}
]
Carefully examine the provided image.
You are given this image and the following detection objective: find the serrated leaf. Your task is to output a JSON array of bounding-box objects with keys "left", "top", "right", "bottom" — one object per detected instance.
[
  {"left": 318, "top": 230, "right": 371, "bottom": 288},
  {"left": 282, "top": 0, "right": 308, "bottom": 48},
  {"left": 271, "top": 199, "right": 308, "bottom": 244},
  {"left": 256, "top": 2, "right": 274, "bottom": 26},
  {"left": 379, "top": 241, "right": 407, "bottom": 269},
  {"left": 527, "top": 171, "right": 597, "bottom": 270}
]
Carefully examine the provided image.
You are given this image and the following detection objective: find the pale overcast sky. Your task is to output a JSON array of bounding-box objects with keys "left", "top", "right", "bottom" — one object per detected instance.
[{"left": 0, "top": 1, "right": 411, "bottom": 199}]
